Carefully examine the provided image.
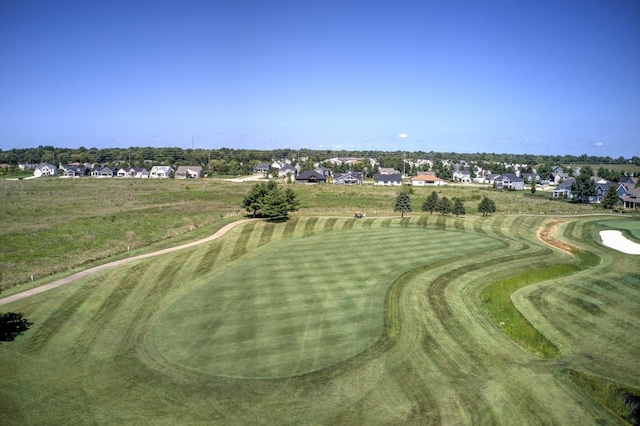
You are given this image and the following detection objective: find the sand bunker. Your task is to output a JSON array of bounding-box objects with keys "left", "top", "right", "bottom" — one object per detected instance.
[{"left": 599, "top": 230, "right": 640, "bottom": 255}]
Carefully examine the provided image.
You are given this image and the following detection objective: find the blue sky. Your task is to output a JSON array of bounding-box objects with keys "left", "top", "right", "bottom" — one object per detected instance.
[{"left": 1, "top": 0, "right": 639, "bottom": 156}]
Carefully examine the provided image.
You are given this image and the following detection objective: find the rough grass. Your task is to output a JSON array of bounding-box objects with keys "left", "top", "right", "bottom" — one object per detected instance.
[
  {"left": 0, "top": 178, "right": 614, "bottom": 290},
  {"left": 0, "top": 178, "right": 244, "bottom": 289}
]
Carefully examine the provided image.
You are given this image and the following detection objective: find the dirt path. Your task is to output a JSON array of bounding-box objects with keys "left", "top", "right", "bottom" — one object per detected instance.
[
  {"left": 536, "top": 219, "right": 573, "bottom": 255},
  {"left": 0, "top": 219, "right": 253, "bottom": 307}
]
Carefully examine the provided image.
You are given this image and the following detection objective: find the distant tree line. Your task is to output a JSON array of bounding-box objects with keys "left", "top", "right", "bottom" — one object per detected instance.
[{"left": 1, "top": 146, "right": 638, "bottom": 177}]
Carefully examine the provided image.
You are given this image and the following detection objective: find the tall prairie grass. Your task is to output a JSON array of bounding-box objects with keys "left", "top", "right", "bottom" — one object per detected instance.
[{"left": 480, "top": 248, "right": 599, "bottom": 358}]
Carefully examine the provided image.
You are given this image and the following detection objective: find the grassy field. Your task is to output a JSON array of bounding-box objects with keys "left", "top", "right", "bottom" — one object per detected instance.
[
  {"left": 0, "top": 177, "right": 605, "bottom": 291},
  {"left": 1, "top": 210, "right": 639, "bottom": 424}
]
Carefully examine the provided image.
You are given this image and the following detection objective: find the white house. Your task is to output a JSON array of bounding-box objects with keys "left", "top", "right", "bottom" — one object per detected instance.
[
  {"left": 33, "top": 164, "right": 57, "bottom": 177},
  {"left": 410, "top": 174, "right": 445, "bottom": 186},
  {"left": 174, "top": 166, "right": 202, "bottom": 179},
  {"left": 374, "top": 173, "right": 402, "bottom": 186},
  {"left": 150, "top": 166, "right": 173, "bottom": 178}
]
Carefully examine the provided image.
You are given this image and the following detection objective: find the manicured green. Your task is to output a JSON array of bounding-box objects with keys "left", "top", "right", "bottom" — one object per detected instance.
[
  {"left": 1, "top": 215, "right": 638, "bottom": 423},
  {"left": 155, "top": 226, "right": 500, "bottom": 378}
]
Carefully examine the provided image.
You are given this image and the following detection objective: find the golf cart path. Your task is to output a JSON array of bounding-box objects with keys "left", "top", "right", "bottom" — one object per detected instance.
[{"left": 0, "top": 219, "right": 253, "bottom": 307}]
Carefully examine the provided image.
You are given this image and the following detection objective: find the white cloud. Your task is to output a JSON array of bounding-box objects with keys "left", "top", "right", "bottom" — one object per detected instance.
[
  {"left": 397, "top": 133, "right": 408, "bottom": 138},
  {"left": 594, "top": 141, "right": 604, "bottom": 146}
]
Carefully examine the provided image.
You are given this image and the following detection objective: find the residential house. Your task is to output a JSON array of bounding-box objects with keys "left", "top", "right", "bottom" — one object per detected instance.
[
  {"left": 552, "top": 178, "right": 574, "bottom": 198},
  {"left": 550, "top": 167, "right": 569, "bottom": 185},
  {"left": 333, "top": 171, "right": 363, "bottom": 185},
  {"left": 131, "top": 167, "right": 149, "bottom": 178},
  {"left": 374, "top": 173, "right": 402, "bottom": 186},
  {"left": 451, "top": 169, "right": 471, "bottom": 183},
  {"left": 175, "top": 166, "right": 203, "bottom": 179},
  {"left": 378, "top": 167, "right": 399, "bottom": 175},
  {"left": 33, "top": 163, "right": 57, "bottom": 177},
  {"left": 620, "top": 186, "right": 640, "bottom": 209},
  {"left": 315, "top": 166, "right": 332, "bottom": 177},
  {"left": 254, "top": 162, "right": 270, "bottom": 173},
  {"left": 61, "top": 165, "right": 87, "bottom": 177},
  {"left": 149, "top": 166, "right": 173, "bottom": 178},
  {"left": 617, "top": 176, "right": 636, "bottom": 186},
  {"left": 594, "top": 181, "right": 616, "bottom": 203},
  {"left": 410, "top": 174, "right": 445, "bottom": 186},
  {"left": 271, "top": 160, "right": 285, "bottom": 170},
  {"left": 92, "top": 166, "right": 115, "bottom": 178},
  {"left": 520, "top": 173, "right": 540, "bottom": 184},
  {"left": 295, "top": 170, "right": 326, "bottom": 183},
  {"left": 115, "top": 167, "right": 149, "bottom": 178},
  {"left": 278, "top": 164, "right": 297, "bottom": 179},
  {"left": 495, "top": 173, "right": 525, "bottom": 190},
  {"left": 483, "top": 174, "right": 500, "bottom": 185}
]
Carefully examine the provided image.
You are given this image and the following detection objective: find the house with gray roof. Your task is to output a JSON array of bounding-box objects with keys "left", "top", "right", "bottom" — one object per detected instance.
[
  {"left": 334, "top": 171, "right": 363, "bottom": 185},
  {"left": 495, "top": 173, "right": 525, "bottom": 190},
  {"left": 374, "top": 173, "right": 402, "bottom": 186},
  {"left": 175, "top": 166, "right": 203, "bottom": 179},
  {"left": 295, "top": 170, "right": 326, "bottom": 183},
  {"left": 553, "top": 178, "right": 574, "bottom": 198}
]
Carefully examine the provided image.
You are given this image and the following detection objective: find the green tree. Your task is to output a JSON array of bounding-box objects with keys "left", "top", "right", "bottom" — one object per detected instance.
[
  {"left": 421, "top": 191, "right": 439, "bottom": 214},
  {"left": 602, "top": 186, "right": 620, "bottom": 209},
  {"left": 283, "top": 187, "right": 300, "bottom": 214},
  {"left": 478, "top": 196, "right": 496, "bottom": 216},
  {"left": 570, "top": 174, "right": 597, "bottom": 203},
  {"left": 436, "top": 196, "right": 453, "bottom": 215},
  {"left": 0, "top": 312, "right": 32, "bottom": 342},
  {"left": 394, "top": 190, "right": 412, "bottom": 218},
  {"left": 241, "top": 181, "right": 299, "bottom": 219},
  {"left": 452, "top": 197, "right": 466, "bottom": 217},
  {"left": 530, "top": 178, "right": 537, "bottom": 194}
]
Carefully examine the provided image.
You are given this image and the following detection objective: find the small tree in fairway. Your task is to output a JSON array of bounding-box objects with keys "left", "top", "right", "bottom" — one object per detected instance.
[{"left": 394, "top": 190, "right": 412, "bottom": 218}]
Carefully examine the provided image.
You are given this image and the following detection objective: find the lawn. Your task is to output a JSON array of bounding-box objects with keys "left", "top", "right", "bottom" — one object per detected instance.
[
  {"left": 155, "top": 226, "right": 503, "bottom": 378},
  {"left": 2, "top": 213, "right": 639, "bottom": 424}
]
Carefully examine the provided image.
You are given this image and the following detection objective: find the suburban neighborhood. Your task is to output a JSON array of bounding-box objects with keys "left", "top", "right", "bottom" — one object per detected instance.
[{"left": 10, "top": 150, "right": 638, "bottom": 210}]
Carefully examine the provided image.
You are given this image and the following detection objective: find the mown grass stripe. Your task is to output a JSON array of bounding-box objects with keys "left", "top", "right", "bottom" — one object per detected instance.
[
  {"left": 323, "top": 218, "right": 338, "bottom": 232},
  {"left": 283, "top": 217, "right": 299, "bottom": 239},
  {"left": 22, "top": 282, "right": 101, "bottom": 354},
  {"left": 230, "top": 222, "right": 256, "bottom": 259},
  {"left": 258, "top": 221, "right": 276, "bottom": 246},
  {"left": 304, "top": 217, "right": 319, "bottom": 236}
]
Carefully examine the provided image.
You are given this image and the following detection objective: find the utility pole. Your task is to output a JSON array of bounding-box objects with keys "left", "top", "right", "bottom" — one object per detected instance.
[{"left": 403, "top": 152, "right": 406, "bottom": 177}]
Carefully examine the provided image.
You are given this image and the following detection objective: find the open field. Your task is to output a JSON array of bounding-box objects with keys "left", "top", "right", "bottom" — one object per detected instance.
[
  {"left": 0, "top": 177, "right": 612, "bottom": 291},
  {"left": 1, "top": 209, "right": 639, "bottom": 424}
]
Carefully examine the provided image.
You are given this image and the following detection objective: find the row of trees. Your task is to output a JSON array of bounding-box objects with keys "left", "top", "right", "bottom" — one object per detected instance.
[
  {"left": 394, "top": 191, "right": 496, "bottom": 218},
  {"left": 3, "top": 146, "right": 638, "bottom": 177},
  {"left": 3, "top": 146, "right": 637, "bottom": 167}
]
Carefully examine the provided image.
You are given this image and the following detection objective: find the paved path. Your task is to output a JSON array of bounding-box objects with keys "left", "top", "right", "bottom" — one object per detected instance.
[{"left": 0, "top": 219, "right": 252, "bottom": 307}]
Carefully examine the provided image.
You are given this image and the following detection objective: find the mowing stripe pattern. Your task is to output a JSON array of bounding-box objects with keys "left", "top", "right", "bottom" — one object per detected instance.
[{"left": 1, "top": 215, "right": 638, "bottom": 424}]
